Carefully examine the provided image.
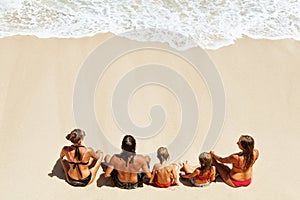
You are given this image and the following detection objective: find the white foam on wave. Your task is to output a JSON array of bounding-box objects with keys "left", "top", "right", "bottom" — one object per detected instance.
[
  {"left": 0, "top": 0, "right": 23, "bottom": 9},
  {"left": 0, "top": 0, "right": 299, "bottom": 50}
]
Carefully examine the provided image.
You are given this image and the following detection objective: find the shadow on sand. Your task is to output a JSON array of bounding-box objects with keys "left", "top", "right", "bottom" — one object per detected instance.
[
  {"left": 96, "top": 173, "right": 115, "bottom": 188},
  {"left": 48, "top": 158, "right": 66, "bottom": 180},
  {"left": 179, "top": 175, "right": 223, "bottom": 187},
  {"left": 179, "top": 177, "right": 194, "bottom": 187}
]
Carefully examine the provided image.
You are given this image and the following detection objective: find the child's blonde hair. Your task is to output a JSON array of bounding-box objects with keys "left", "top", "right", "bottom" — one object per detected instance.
[
  {"left": 157, "top": 147, "right": 169, "bottom": 163},
  {"left": 198, "top": 152, "right": 212, "bottom": 168}
]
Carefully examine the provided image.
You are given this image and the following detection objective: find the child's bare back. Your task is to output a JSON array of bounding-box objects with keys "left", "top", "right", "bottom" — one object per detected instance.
[{"left": 149, "top": 147, "right": 178, "bottom": 188}]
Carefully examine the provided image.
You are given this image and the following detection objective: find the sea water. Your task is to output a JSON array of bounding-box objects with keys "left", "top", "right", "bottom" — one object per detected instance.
[{"left": 0, "top": 0, "right": 299, "bottom": 50}]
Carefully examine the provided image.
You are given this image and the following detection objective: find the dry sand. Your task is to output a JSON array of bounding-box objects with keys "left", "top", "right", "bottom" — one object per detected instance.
[{"left": 0, "top": 33, "right": 299, "bottom": 199}]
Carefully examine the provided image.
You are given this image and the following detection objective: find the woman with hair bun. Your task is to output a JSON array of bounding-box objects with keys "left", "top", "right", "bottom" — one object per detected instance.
[
  {"left": 60, "top": 129, "right": 103, "bottom": 187},
  {"left": 210, "top": 135, "right": 259, "bottom": 187}
]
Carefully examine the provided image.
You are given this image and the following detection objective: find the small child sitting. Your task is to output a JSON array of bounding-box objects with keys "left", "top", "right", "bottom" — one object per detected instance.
[
  {"left": 180, "top": 152, "right": 215, "bottom": 187},
  {"left": 149, "top": 147, "right": 179, "bottom": 188}
]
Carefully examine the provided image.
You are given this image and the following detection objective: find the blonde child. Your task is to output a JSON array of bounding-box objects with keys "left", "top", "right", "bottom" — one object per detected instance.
[
  {"left": 180, "top": 152, "right": 215, "bottom": 187},
  {"left": 149, "top": 147, "right": 179, "bottom": 188}
]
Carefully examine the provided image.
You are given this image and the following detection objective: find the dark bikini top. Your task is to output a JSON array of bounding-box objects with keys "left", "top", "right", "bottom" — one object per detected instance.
[{"left": 67, "top": 145, "right": 89, "bottom": 177}]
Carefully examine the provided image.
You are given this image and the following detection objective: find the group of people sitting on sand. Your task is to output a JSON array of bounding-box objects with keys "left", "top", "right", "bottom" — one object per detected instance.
[{"left": 60, "top": 129, "right": 259, "bottom": 189}]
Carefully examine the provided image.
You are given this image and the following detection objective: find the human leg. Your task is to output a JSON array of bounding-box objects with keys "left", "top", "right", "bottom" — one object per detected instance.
[
  {"left": 88, "top": 150, "right": 103, "bottom": 184},
  {"left": 181, "top": 162, "right": 197, "bottom": 174},
  {"left": 101, "top": 154, "right": 111, "bottom": 172},
  {"left": 212, "top": 157, "right": 235, "bottom": 187},
  {"left": 190, "top": 177, "right": 211, "bottom": 187},
  {"left": 60, "top": 159, "right": 70, "bottom": 181}
]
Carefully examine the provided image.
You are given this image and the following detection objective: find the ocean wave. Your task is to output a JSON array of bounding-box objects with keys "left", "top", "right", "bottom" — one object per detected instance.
[{"left": 0, "top": 0, "right": 299, "bottom": 50}]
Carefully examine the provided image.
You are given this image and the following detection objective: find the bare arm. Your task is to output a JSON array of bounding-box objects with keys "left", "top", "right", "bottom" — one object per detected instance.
[
  {"left": 180, "top": 169, "right": 199, "bottom": 179},
  {"left": 59, "top": 147, "right": 69, "bottom": 176},
  {"left": 104, "top": 166, "right": 114, "bottom": 178},
  {"left": 210, "top": 151, "right": 237, "bottom": 164},
  {"left": 149, "top": 164, "right": 159, "bottom": 184},
  {"left": 210, "top": 166, "right": 216, "bottom": 182},
  {"left": 141, "top": 160, "right": 151, "bottom": 179},
  {"left": 87, "top": 147, "right": 100, "bottom": 160},
  {"left": 59, "top": 147, "right": 66, "bottom": 160},
  {"left": 104, "top": 155, "right": 116, "bottom": 178},
  {"left": 171, "top": 165, "right": 179, "bottom": 185}
]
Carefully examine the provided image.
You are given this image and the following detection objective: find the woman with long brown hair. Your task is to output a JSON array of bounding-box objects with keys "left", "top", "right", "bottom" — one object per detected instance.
[{"left": 210, "top": 135, "right": 259, "bottom": 187}]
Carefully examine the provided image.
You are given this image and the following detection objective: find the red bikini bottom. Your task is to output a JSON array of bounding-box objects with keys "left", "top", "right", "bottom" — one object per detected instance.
[
  {"left": 155, "top": 175, "right": 174, "bottom": 188},
  {"left": 229, "top": 175, "right": 251, "bottom": 187}
]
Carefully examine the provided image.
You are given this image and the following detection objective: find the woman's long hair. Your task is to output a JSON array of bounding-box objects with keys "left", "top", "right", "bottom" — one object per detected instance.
[{"left": 240, "top": 135, "right": 255, "bottom": 170}]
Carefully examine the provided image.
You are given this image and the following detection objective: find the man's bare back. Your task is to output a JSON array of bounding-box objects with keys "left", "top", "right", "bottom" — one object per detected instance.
[{"left": 105, "top": 153, "right": 151, "bottom": 183}]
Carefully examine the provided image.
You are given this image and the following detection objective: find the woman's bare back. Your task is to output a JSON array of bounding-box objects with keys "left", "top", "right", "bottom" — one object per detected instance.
[{"left": 230, "top": 149, "right": 259, "bottom": 180}]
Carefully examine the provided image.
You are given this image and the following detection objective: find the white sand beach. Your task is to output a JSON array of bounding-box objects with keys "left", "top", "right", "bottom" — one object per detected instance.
[{"left": 0, "top": 34, "right": 299, "bottom": 199}]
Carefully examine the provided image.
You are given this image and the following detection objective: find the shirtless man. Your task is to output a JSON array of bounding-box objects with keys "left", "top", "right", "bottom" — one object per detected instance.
[
  {"left": 149, "top": 147, "right": 178, "bottom": 188},
  {"left": 104, "top": 135, "right": 151, "bottom": 189}
]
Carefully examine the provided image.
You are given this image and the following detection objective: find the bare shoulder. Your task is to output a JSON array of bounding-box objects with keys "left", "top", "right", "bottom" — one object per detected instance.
[
  {"left": 132, "top": 155, "right": 148, "bottom": 167},
  {"left": 166, "top": 164, "right": 174, "bottom": 170},
  {"left": 84, "top": 147, "right": 96, "bottom": 157},
  {"left": 170, "top": 164, "right": 178, "bottom": 171},
  {"left": 61, "top": 146, "right": 69, "bottom": 152},
  {"left": 223, "top": 153, "right": 239, "bottom": 163},
  {"left": 110, "top": 154, "right": 119, "bottom": 161},
  {"left": 86, "top": 147, "right": 96, "bottom": 153},
  {"left": 135, "top": 154, "right": 147, "bottom": 161},
  {"left": 231, "top": 153, "right": 240, "bottom": 160},
  {"left": 232, "top": 152, "right": 240, "bottom": 157},
  {"left": 60, "top": 146, "right": 69, "bottom": 158},
  {"left": 153, "top": 163, "right": 161, "bottom": 170},
  {"left": 193, "top": 168, "right": 201, "bottom": 175},
  {"left": 165, "top": 165, "right": 175, "bottom": 172}
]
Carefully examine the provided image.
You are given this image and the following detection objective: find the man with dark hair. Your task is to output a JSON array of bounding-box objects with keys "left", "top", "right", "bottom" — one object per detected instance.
[{"left": 104, "top": 135, "right": 151, "bottom": 189}]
